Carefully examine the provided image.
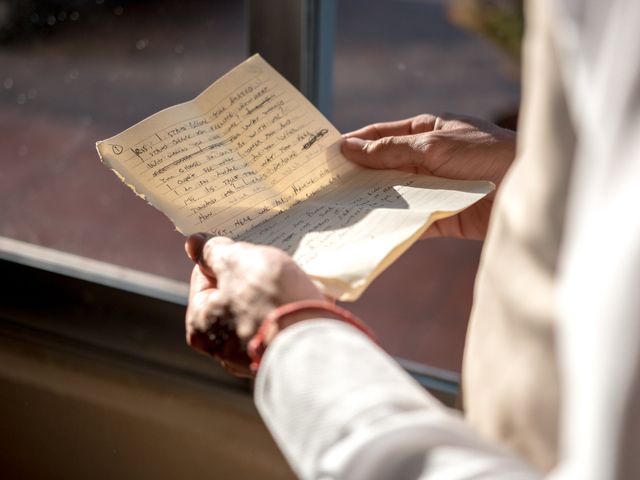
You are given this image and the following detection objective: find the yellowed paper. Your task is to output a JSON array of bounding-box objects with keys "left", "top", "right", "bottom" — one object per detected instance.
[{"left": 97, "top": 54, "right": 492, "bottom": 301}]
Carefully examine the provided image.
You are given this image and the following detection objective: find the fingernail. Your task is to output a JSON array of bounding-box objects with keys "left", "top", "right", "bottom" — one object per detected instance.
[{"left": 343, "top": 137, "right": 367, "bottom": 150}]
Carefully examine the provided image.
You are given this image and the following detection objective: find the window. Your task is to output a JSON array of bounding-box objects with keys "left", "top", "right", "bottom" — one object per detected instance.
[{"left": 332, "top": 0, "right": 520, "bottom": 371}]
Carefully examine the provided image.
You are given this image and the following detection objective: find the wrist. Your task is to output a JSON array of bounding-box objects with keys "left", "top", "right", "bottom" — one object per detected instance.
[
  {"left": 247, "top": 300, "right": 376, "bottom": 373},
  {"left": 260, "top": 308, "right": 323, "bottom": 347}
]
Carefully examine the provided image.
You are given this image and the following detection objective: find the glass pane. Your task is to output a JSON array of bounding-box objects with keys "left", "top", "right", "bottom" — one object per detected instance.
[
  {"left": 333, "top": 0, "right": 521, "bottom": 371},
  {"left": 0, "top": 0, "right": 245, "bottom": 279}
]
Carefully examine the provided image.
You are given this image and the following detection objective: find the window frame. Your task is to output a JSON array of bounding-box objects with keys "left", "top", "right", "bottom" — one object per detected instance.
[{"left": 0, "top": 235, "right": 459, "bottom": 406}]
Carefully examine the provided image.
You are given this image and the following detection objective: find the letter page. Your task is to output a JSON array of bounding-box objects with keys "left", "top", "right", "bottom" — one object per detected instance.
[{"left": 97, "top": 55, "right": 492, "bottom": 300}]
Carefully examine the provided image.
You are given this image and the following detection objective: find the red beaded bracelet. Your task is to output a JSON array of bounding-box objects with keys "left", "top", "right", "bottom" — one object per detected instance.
[{"left": 247, "top": 300, "right": 377, "bottom": 373}]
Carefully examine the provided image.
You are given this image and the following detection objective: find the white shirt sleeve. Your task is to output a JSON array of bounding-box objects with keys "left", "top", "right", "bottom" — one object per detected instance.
[{"left": 254, "top": 319, "right": 540, "bottom": 480}]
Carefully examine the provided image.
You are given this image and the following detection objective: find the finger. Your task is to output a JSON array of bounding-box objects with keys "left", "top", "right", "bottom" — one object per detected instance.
[
  {"left": 219, "top": 358, "right": 253, "bottom": 379},
  {"left": 198, "top": 236, "right": 234, "bottom": 276},
  {"left": 341, "top": 133, "right": 430, "bottom": 170},
  {"left": 188, "top": 264, "right": 216, "bottom": 303},
  {"left": 215, "top": 335, "right": 254, "bottom": 378},
  {"left": 343, "top": 114, "right": 439, "bottom": 140},
  {"left": 185, "top": 288, "right": 226, "bottom": 351},
  {"left": 185, "top": 232, "right": 211, "bottom": 263}
]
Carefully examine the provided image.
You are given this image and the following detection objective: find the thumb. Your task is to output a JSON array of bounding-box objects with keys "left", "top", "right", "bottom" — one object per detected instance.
[
  {"left": 341, "top": 134, "right": 428, "bottom": 170},
  {"left": 187, "top": 235, "right": 234, "bottom": 277}
]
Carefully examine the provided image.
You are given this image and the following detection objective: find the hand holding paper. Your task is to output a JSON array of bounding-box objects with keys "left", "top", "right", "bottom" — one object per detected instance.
[{"left": 96, "top": 55, "right": 493, "bottom": 300}]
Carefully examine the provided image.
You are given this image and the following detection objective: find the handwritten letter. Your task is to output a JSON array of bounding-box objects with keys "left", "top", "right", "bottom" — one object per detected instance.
[{"left": 97, "top": 55, "right": 492, "bottom": 300}]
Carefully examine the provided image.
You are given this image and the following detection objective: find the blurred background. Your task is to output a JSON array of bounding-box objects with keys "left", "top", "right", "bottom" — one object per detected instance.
[{"left": 0, "top": 0, "right": 522, "bottom": 371}]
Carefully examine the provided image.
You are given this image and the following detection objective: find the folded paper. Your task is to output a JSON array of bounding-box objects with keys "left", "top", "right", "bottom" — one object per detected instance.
[{"left": 97, "top": 54, "right": 492, "bottom": 300}]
